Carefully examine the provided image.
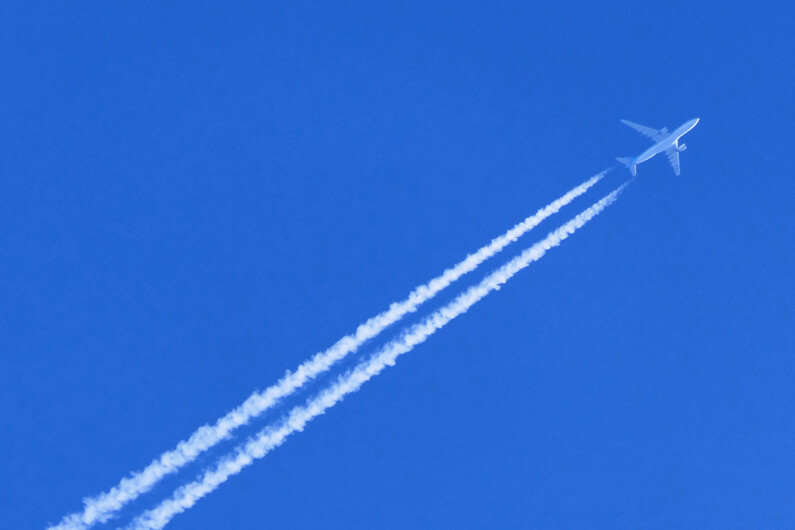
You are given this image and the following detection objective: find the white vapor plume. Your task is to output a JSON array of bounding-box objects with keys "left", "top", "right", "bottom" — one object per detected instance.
[
  {"left": 49, "top": 172, "right": 605, "bottom": 530},
  {"left": 127, "top": 182, "right": 628, "bottom": 530}
]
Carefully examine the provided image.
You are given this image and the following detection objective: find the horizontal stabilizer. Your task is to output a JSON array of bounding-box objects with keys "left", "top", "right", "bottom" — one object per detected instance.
[{"left": 616, "top": 157, "right": 637, "bottom": 177}]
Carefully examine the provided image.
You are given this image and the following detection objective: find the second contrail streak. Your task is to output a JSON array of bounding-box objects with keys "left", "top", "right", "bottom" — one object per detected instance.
[
  {"left": 127, "top": 181, "right": 629, "bottom": 530},
  {"left": 49, "top": 172, "right": 606, "bottom": 530}
]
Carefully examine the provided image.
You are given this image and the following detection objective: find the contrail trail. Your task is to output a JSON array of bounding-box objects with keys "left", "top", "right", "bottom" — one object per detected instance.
[
  {"left": 126, "top": 181, "right": 628, "bottom": 530},
  {"left": 48, "top": 172, "right": 606, "bottom": 530}
]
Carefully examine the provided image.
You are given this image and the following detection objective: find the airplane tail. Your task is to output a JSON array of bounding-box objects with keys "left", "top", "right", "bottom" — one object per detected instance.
[{"left": 616, "top": 157, "right": 637, "bottom": 177}]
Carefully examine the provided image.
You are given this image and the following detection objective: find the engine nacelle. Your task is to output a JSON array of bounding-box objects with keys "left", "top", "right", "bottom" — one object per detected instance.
[{"left": 678, "top": 143, "right": 687, "bottom": 152}]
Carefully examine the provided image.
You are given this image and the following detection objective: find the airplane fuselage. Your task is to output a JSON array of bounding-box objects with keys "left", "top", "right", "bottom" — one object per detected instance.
[{"left": 634, "top": 118, "right": 699, "bottom": 165}]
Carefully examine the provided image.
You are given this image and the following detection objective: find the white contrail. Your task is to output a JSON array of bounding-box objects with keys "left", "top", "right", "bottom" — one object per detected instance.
[
  {"left": 48, "top": 172, "right": 606, "bottom": 530},
  {"left": 127, "top": 182, "right": 628, "bottom": 530}
]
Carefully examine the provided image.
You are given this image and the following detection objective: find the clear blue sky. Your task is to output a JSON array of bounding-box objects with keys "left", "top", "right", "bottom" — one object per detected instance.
[{"left": 2, "top": 2, "right": 793, "bottom": 528}]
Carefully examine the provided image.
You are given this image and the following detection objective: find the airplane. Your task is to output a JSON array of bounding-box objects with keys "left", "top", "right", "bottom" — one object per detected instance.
[{"left": 616, "top": 118, "right": 699, "bottom": 176}]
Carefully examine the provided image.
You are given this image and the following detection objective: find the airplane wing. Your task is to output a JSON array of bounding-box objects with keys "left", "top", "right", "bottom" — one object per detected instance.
[
  {"left": 665, "top": 148, "right": 681, "bottom": 176},
  {"left": 620, "top": 119, "right": 668, "bottom": 142}
]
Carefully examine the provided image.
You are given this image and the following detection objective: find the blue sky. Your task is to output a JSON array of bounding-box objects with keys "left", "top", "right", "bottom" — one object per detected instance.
[{"left": 2, "top": 2, "right": 793, "bottom": 528}]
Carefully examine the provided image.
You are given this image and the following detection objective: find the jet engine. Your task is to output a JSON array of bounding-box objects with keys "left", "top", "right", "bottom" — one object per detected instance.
[{"left": 678, "top": 143, "right": 687, "bottom": 152}]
